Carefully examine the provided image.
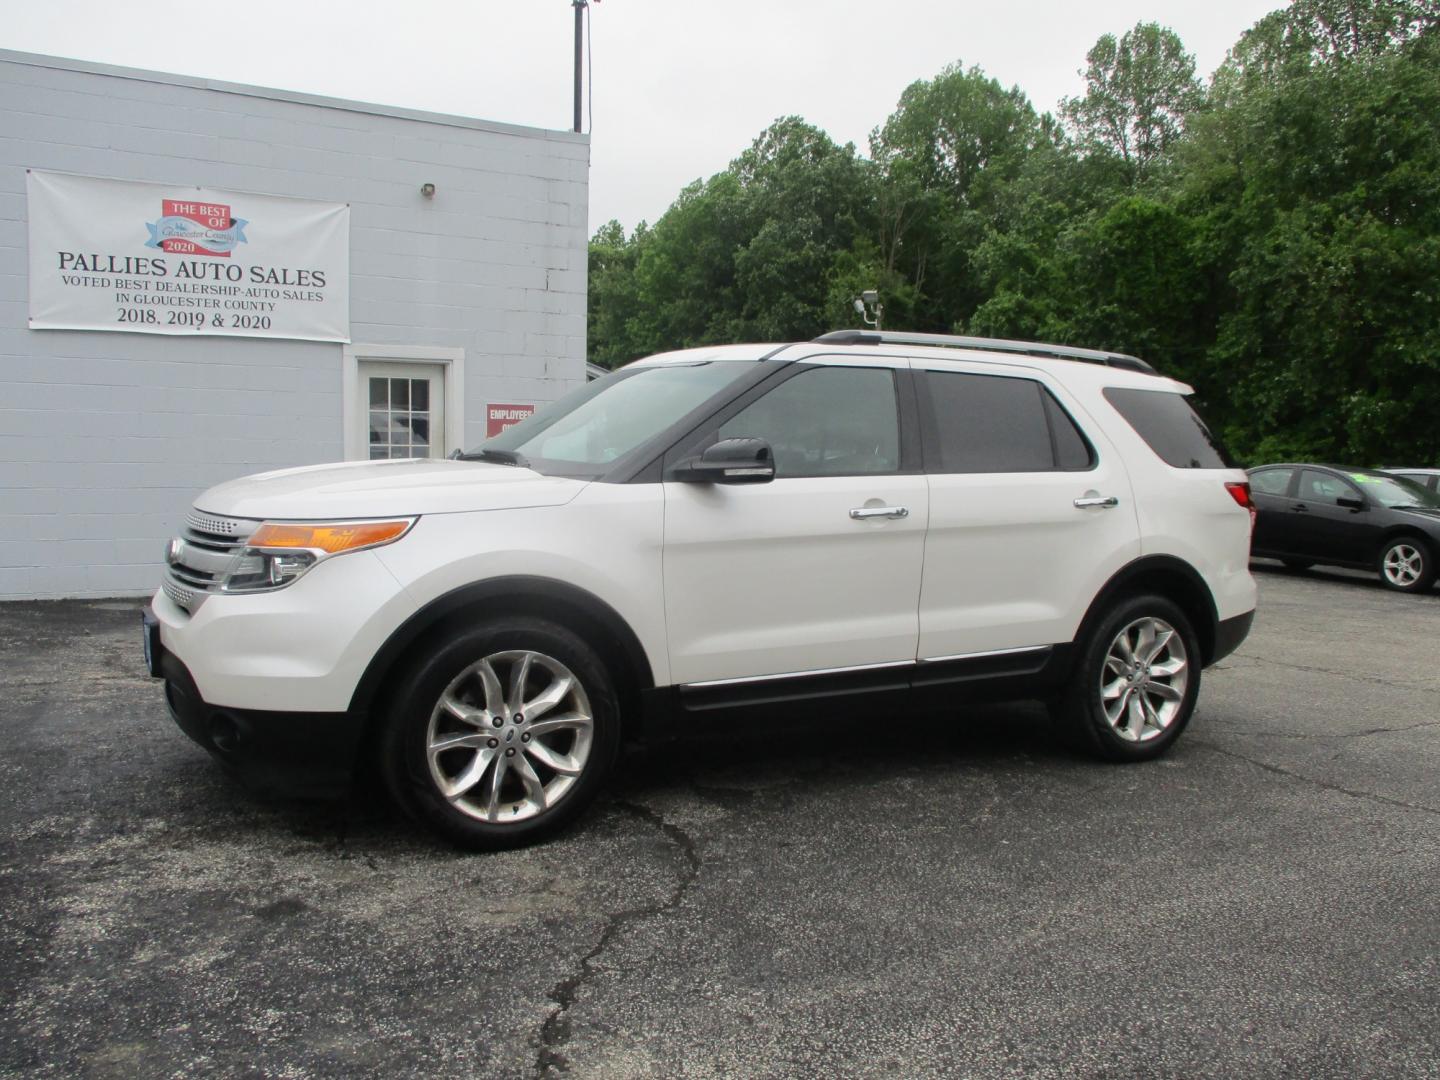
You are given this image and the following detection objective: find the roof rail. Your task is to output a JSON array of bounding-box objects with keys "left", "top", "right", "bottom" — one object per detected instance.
[{"left": 811, "top": 330, "right": 1158, "bottom": 375}]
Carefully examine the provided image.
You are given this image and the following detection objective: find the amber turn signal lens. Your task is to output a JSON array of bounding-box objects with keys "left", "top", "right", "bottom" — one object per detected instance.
[{"left": 249, "top": 520, "right": 413, "bottom": 554}]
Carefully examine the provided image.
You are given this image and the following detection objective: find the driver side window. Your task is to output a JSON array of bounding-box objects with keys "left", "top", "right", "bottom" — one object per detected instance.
[
  {"left": 1299, "top": 469, "right": 1360, "bottom": 505},
  {"left": 719, "top": 366, "right": 900, "bottom": 478}
]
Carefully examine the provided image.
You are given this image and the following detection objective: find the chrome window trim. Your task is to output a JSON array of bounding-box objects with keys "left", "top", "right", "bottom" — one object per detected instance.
[
  {"left": 682, "top": 660, "right": 913, "bottom": 689},
  {"left": 919, "top": 645, "right": 1050, "bottom": 664}
]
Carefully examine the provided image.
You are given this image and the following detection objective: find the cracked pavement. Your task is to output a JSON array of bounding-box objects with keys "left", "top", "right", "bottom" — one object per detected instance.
[{"left": 2, "top": 563, "right": 1438, "bottom": 1078}]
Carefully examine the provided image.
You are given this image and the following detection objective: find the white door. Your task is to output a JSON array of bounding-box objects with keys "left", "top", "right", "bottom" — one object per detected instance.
[
  {"left": 914, "top": 363, "right": 1141, "bottom": 658},
  {"left": 359, "top": 361, "right": 446, "bottom": 460},
  {"left": 663, "top": 361, "right": 928, "bottom": 685}
]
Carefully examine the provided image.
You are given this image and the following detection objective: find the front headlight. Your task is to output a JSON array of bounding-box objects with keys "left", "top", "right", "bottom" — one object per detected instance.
[{"left": 221, "top": 518, "right": 416, "bottom": 593}]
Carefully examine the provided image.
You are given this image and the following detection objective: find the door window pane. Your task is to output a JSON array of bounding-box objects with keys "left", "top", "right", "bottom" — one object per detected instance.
[
  {"left": 926, "top": 371, "right": 1057, "bottom": 473},
  {"left": 1250, "top": 468, "right": 1293, "bottom": 495},
  {"left": 368, "top": 376, "right": 433, "bottom": 460},
  {"left": 719, "top": 367, "right": 899, "bottom": 477},
  {"left": 1299, "top": 469, "right": 1360, "bottom": 505},
  {"left": 1043, "top": 392, "right": 1096, "bottom": 471}
]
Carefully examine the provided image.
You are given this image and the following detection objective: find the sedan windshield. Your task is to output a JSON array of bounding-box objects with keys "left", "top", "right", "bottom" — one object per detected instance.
[
  {"left": 1349, "top": 472, "right": 1440, "bottom": 509},
  {"left": 467, "top": 361, "right": 758, "bottom": 477}
]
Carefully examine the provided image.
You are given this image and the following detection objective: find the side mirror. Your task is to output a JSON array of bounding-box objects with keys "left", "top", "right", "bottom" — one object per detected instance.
[
  {"left": 674, "top": 437, "right": 775, "bottom": 484},
  {"left": 1337, "top": 496, "right": 1366, "bottom": 511}
]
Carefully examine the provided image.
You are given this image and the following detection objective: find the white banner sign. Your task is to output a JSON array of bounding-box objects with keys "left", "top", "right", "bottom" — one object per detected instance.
[{"left": 27, "top": 170, "right": 350, "bottom": 342}]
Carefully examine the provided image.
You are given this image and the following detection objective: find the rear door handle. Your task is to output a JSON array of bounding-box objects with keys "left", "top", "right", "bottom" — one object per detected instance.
[
  {"left": 850, "top": 506, "right": 909, "bottom": 520},
  {"left": 1073, "top": 495, "right": 1119, "bottom": 509},
  {"left": 1292, "top": 503, "right": 1309, "bottom": 512}
]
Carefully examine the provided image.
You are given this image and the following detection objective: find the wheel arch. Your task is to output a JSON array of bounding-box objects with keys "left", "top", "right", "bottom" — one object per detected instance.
[
  {"left": 1376, "top": 526, "right": 1437, "bottom": 560},
  {"left": 349, "top": 576, "right": 656, "bottom": 743},
  {"left": 1077, "top": 556, "right": 1221, "bottom": 666}
]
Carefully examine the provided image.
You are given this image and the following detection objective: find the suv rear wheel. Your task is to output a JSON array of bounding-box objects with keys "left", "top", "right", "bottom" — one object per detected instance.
[
  {"left": 1055, "top": 594, "right": 1201, "bottom": 761},
  {"left": 379, "top": 617, "right": 620, "bottom": 850}
]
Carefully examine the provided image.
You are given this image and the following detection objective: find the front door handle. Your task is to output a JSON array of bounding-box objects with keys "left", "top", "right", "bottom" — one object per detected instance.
[
  {"left": 1073, "top": 495, "right": 1120, "bottom": 509},
  {"left": 850, "top": 506, "right": 909, "bottom": 520}
]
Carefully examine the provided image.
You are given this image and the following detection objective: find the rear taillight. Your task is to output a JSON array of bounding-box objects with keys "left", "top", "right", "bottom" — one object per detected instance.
[{"left": 1225, "top": 481, "right": 1257, "bottom": 531}]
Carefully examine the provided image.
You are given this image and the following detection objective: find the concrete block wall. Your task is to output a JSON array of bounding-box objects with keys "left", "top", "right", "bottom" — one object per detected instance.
[{"left": 0, "top": 50, "right": 589, "bottom": 598}]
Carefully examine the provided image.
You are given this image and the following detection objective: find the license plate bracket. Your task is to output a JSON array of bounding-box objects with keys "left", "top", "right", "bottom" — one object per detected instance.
[{"left": 142, "top": 608, "right": 163, "bottom": 678}]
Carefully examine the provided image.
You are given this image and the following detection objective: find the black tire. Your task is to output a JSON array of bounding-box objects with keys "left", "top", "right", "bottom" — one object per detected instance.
[
  {"left": 378, "top": 616, "right": 620, "bottom": 850},
  {"left": 1053, "top": 594, "right": 1202, "bottom": 762},
  {"left": 1377, "top": 536, "right": 1436, "bottom": 593},
  {"left": 1281, "top": 559, "right": 1314, "bottom": 572}
]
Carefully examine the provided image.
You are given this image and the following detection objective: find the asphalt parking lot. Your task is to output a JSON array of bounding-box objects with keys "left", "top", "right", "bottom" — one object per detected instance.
[{"left": 2, "top": 565, "right": 1437, "bottom": 1079}]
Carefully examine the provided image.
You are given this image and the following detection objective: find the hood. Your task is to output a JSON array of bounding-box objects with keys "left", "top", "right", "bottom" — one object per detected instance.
[{"left": 193, "top": 459, "right": 588, "bottom": 521}]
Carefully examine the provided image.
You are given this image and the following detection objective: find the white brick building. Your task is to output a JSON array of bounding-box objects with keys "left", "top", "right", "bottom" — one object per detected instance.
[{"left": 0, "top": 50, "right": 589, "bottom": 599}]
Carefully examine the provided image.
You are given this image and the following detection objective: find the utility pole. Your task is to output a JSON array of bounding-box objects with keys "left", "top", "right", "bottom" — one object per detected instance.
[{"left": 573, "top": 0, "right": 586, "bottom": 133}]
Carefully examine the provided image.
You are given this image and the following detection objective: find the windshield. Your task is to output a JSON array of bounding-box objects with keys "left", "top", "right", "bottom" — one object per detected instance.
[
  {"left": 1349, "top": 472, "right": 1440, "bottom": 509},
  {"left": 471, "top": 361, "right": 758, "bottom": 477}
]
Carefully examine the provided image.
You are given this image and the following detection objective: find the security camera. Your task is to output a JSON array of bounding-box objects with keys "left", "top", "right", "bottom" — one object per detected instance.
[{"left": 861, "top": 290, "right": 879, "bottom": 304}]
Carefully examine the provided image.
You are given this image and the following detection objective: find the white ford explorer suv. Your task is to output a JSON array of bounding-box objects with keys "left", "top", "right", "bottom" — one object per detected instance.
[{"left": 145, "top": 330, "right": 1257, "bottom": 849}]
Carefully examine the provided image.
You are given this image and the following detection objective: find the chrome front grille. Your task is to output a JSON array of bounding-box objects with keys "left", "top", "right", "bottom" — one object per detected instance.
[
  {"left": 162, "top": 576, "right": 195, "bottom": 611},
  {"left": 185, "top": 510, "right": 254, "bottom": 542},
  {"left": 164, "top": 509, "right": 260, "bottom": 612}
]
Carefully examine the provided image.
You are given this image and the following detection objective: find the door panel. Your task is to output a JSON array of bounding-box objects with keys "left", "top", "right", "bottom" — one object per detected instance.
[
  {"left": 1295, "top": 469, "right": 1374, "bottom": 563},
  {"left": 915, "top": 366, "right": 1141, "bottom": 657},
  {"left": 1248, "top": 467, "right": 1296, "bottom": 556},
  {"left": 663, "top": 476, "right": 928, "bottom": 683},
  {"left": 662, "top": 361, "right": 926, "bottom": 685},
  {"left": 920, "top": 469, "right": 1139, "bottom": 656}
]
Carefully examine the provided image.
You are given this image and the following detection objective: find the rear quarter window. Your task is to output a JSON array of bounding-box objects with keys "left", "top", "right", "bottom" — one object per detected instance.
[{"left": 1103, "top": 387, "right": 1233, "bottom": 469}]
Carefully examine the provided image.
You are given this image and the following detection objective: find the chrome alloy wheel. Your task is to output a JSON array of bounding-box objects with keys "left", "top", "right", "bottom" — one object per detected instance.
[
  {"left": 1383, "top": 543, "right": 1424, "bottom": 588},
  {"left": 1099, "top": 617, "right": 1190, "bottom": 743},
  {"left": 425, "top": 650, "right": 594, "bottom": 824}
]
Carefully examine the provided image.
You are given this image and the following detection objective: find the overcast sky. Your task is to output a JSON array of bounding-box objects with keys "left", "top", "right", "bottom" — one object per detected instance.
[{"left": 10, "top": 0, "right": 1284, "bottom": 233}]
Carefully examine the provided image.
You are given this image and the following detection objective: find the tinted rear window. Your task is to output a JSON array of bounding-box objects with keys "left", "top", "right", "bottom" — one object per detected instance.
[{"left": 1103, "top": 388, "right": 1233, "bottom": 469}]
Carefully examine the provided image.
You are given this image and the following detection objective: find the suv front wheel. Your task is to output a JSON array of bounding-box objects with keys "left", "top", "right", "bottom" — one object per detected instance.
[
  {"left": 379, "top": 617, "right": 621, "bottom": 850},
  {"left": 1054, "top": 594, "right": 1201, "bottom": 761}
]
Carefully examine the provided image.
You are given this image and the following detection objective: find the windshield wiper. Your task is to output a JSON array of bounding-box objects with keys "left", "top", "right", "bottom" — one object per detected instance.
[{"left": 452, "top": 448, "right": 529, "bottom": 467}]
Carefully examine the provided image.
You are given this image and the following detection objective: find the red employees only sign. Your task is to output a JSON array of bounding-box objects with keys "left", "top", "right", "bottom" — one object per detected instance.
[{"left": 487, "top": 402, "right": 536, "bottom": 438}]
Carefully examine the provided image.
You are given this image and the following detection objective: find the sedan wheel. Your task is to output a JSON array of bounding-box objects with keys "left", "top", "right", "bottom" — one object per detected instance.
[{"left": 1379, "top": 539, "right": 1435, "bottom": 593}]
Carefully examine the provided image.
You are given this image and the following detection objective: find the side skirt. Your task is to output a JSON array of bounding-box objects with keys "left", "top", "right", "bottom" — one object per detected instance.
[{"left": 640, "top": 645, "right": 1075, "bottom": 742}]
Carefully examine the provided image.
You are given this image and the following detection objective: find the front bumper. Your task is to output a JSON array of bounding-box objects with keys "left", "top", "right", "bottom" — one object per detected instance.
[
  {"left": 148, "top": 607, "right": 363, "bottom": 798},
  {"left": 150, "top": 547, "right": 417, "bottom": 713}
]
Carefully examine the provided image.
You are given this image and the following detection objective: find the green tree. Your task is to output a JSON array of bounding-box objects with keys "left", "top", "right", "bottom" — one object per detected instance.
[
  {"left": 870, "top": 63, "right": 1051, "bottom": 329},
  {"left": 594, "top": 117, "right": 876, "bottom": 363},
  {"left": 586, "top": 219, "right": 645, "bottom": 370},
  {"left": 585, "top": 18, "right": 1440, "bottom": 470},
  {"left": 1191, "top": 32, "right": 1440, "bottom": 462},
  {"left": 1061, "top": 22, "right": 1204, "bottom": 178}
]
